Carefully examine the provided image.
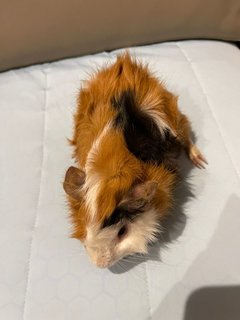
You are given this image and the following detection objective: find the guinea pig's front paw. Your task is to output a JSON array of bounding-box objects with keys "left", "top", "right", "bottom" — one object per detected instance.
[{"left": 189, "top": 144, "right": 208, "bottom": 169}]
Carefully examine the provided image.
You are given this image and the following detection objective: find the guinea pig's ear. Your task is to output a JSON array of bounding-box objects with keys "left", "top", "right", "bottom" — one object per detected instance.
[
  {"left": 63, "top": 166, "right": 85, "bottom": 200},
  {"left": 122, "top": 181, "right": 158, "bottom": 211}
]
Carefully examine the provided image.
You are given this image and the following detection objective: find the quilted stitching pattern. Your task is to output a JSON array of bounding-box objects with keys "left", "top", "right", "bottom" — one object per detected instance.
[{"left": 23, "top": 66, "right": 50, "bottom": 319}]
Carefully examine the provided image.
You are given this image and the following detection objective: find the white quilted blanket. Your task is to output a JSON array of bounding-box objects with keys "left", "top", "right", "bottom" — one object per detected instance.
[{"left": 1, "top": 40, "right": 240, "bottom": 320}]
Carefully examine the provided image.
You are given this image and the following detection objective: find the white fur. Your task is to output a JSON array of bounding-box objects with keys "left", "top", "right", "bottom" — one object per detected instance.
[
  {"left": 83, "top": 122, "right": 111, "bottom": 219},
  {"left": 118, "top": 208, "right": 160, "bottom": 253},
  {"left": 83, "top": 172, "right": 101, "bottom": 219},
  {"left": 141, "top": 95, "right": 176, "bottom": 137},
  {"left": 84, "top": 208, "right": 160, "bottom": 268},
  {"left": 147, "top": 108, "right": 172, "bottom": 136}
]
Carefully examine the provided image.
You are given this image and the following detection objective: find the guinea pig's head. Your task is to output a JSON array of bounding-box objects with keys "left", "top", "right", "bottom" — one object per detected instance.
[{"left": 63, "top": 166, "right": 163, "bottom": 268}]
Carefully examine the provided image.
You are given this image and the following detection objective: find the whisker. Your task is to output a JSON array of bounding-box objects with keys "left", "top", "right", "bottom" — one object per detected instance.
[
  {"left": 115, "top": 261, "right": 126, "bottom": 272},
  {"left": 121, "top": 262, "right": 145, "bottom": 282},
  {"left": 122, "top": 256, "right": 163, "bottom": 270}
]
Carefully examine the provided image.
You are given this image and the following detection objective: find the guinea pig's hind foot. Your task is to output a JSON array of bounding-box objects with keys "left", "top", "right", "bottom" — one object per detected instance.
[{"left": 188, "top": 144, "right": 208, "bottom": 169}]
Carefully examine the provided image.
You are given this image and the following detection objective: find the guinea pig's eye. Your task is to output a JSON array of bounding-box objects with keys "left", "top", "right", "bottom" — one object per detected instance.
[{"left": 117, "top": 225, "right": 127, "bottom": 239}]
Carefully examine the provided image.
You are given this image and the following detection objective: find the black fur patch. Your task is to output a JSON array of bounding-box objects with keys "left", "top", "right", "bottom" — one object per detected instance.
[
  {"left": 117, "top": 63, "right": 123, "bottom": 77},
  {"left": 102, "top": 206, "right": 142, "bottom": 228},
  {"left": 88, "top": 102, "right": 95, "bottom": 115},
  {"left": 111, "top": 90, "right": 181, "bottom": 165}
]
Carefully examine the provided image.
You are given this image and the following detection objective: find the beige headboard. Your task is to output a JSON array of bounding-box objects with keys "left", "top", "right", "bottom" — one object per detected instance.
[{"left": 1, "top": 0, "right": 240, "bottom": 72}]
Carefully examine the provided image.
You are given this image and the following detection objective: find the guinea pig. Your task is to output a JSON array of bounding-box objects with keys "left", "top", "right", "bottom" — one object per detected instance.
[{"left": 63, "top": 53, "right": 207, "bottom": 268}]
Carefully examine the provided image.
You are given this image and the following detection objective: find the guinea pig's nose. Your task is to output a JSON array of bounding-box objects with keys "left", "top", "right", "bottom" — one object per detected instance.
[
  {"left": 96, "top": 256, "right": 113, "bottom": 268},
  {"left": 96, "top": 260, "right": 109, "bottom": 268}
]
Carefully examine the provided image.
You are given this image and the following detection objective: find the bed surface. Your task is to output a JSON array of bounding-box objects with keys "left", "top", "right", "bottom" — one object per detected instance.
[{"left": 1, "top": 40, "right": 240, "bottom": 320}]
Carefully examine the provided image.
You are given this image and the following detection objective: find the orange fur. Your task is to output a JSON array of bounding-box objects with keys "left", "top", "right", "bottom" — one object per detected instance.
[{"left": 67, "top": 53, "right": 193, "bottom": 240}]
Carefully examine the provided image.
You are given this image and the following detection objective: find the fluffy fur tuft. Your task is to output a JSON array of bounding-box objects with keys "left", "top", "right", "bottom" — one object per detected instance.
[{"left": 64, "top": 53, "right": 205, "bottom": 268}]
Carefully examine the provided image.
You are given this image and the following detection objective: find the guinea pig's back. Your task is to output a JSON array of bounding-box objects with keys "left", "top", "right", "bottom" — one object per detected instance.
[{"left": 72, "top": 53, "right": 181, "bottom": 169}]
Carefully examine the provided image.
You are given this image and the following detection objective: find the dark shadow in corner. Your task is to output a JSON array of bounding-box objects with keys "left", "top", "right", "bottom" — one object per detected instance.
[
  {"left": 109, "top": 149, "right": 196, "bottom": 274},
  {"left": 183, "top": 286, "right": 240, "bottom": 320}
]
